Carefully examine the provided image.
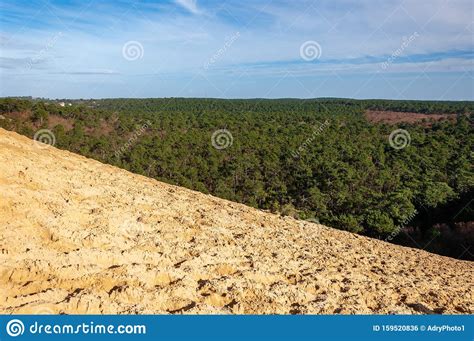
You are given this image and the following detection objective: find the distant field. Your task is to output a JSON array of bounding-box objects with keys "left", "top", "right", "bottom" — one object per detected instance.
[{"left": 364, "top": 110, "right": 458, "bottom": 126}]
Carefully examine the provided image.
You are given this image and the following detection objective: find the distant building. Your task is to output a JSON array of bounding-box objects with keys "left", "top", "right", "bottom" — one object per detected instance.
[{"left": 59, "top": 102, "right": 65, "bottom": 107}]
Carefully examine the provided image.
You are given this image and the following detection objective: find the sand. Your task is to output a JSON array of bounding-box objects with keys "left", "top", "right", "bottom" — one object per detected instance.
[{"left": 0, "top": 128, "right": 472, "bottom": 314}]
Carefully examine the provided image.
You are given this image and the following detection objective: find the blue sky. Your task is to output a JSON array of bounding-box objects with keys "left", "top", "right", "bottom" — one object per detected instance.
[{"left": 1, "top": 0, "right": 473, "bottom": 100}]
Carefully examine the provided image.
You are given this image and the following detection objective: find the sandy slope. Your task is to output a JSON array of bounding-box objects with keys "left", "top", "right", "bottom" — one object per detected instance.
[{"left": 0, "top": 128, "right": 472, "bottom": 315}]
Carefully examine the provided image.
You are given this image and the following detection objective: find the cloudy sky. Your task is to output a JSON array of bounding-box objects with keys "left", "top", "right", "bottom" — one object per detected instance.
[{"left": 1, "top": 0, "right": 473, "bottom": 99}]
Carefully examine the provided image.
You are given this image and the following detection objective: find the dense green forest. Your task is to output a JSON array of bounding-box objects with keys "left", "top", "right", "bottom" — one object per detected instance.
[{"left": 1, "top": 97, "right": 473, "bottom": 259}]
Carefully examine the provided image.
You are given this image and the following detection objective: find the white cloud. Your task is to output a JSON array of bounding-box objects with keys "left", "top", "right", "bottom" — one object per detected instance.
[{"left": 174, "top": 0, "right": 202, "bottom": 15}]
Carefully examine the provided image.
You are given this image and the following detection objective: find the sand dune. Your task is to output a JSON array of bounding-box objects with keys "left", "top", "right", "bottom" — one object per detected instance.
[{"left": 0, "top": 128, "right": 472, "bottom": 314}]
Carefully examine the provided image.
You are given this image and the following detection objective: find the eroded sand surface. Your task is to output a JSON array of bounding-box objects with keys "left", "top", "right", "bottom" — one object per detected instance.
[{"left": 0, "top": 128, "right": 472, "bottom": 314}]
